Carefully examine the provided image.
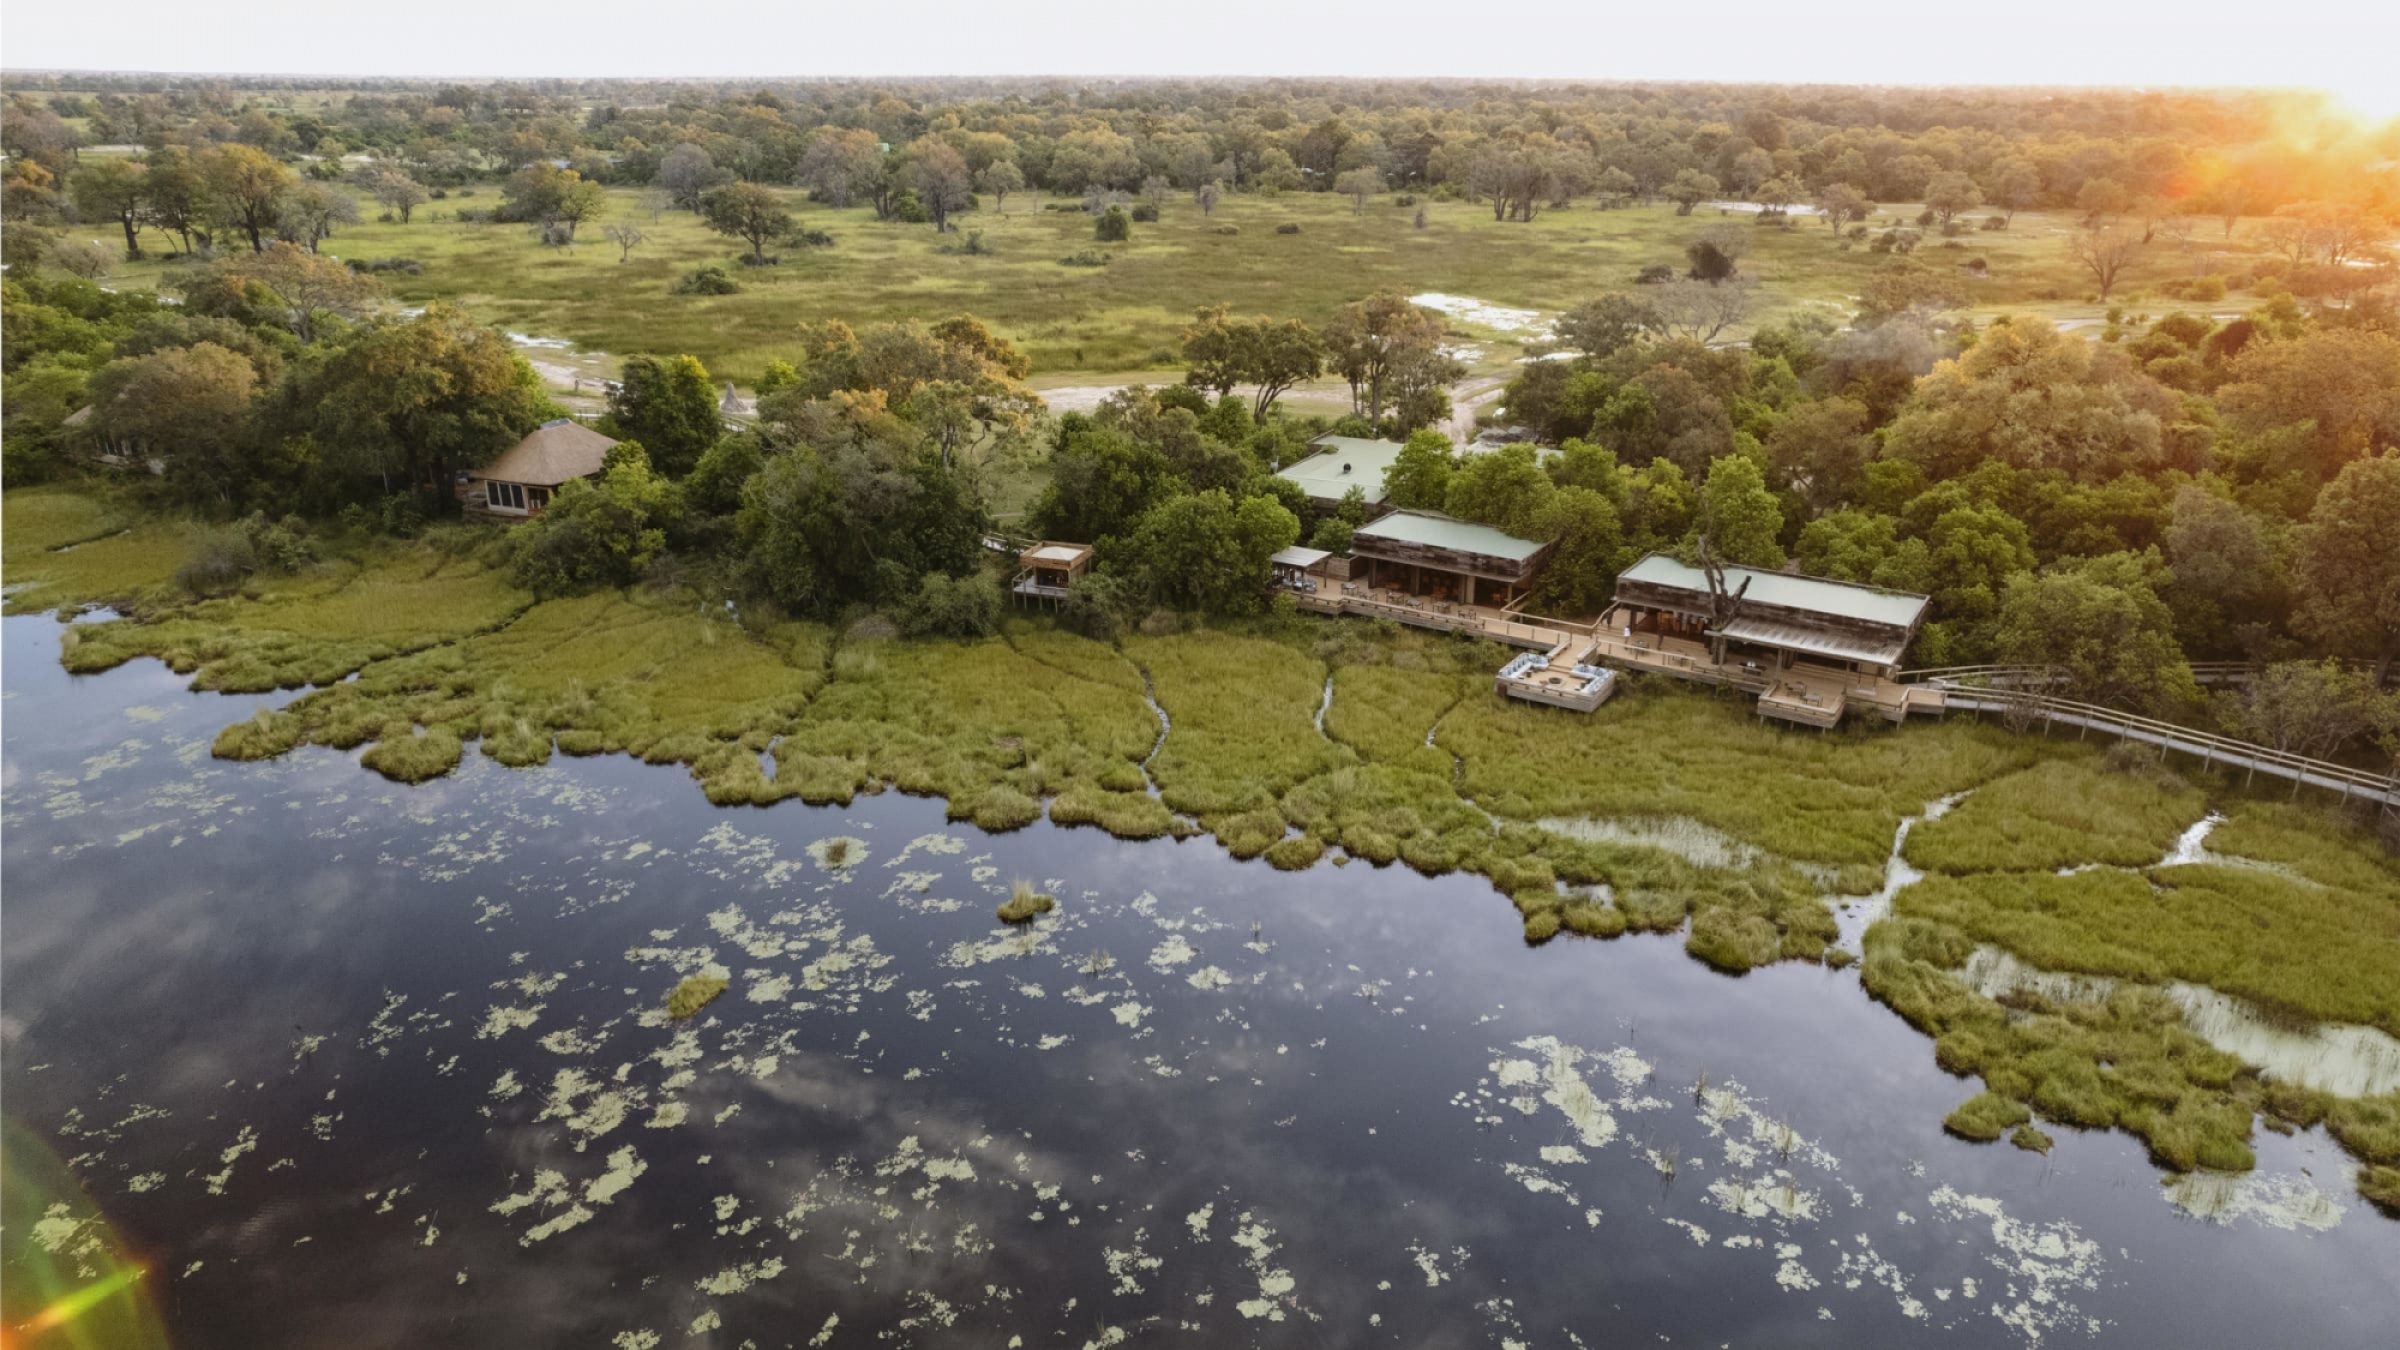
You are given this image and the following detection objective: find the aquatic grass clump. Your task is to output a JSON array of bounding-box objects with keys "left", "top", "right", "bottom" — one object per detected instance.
[
  {"left": 996, "top": 881, "right": 1056, "bottom": 924},
  {"left": 2359, "top": 1165, "right": 2400, "bottom": 1218},
  {"left": 1943, "top": 1091, "right": 2032, "bottom": 1142},
  {"left": 1686, "top": 909, "right": 1783, "bottom": 974},
  {"left": 1127, "top": 632, "right": 1351, "bottom": 819},
  {"left": 359, "top": 724, "right": 465, "bottom": 783},
  {"left": 1903, "top": 757, "right": 2205, "bottom": 874},
  {"left": 2009, "top": 1124, "right": 2055, "bottom": 1153},
  {"left": 666, "top": 972, "right": 730, "bottom": 1019}
]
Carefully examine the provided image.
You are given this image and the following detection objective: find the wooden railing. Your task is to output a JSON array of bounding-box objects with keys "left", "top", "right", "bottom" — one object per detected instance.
[
  {"left": 1902, "top": 660, "right": 2395, "bottom": 690},
  {"left": 1935, "top": 684, "right": 2398, "bottom": 806}
]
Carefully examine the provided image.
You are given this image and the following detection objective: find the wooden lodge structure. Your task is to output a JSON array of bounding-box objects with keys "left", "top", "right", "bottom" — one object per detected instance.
[
  {"left": 1010, "top": 542, "right": 1094, "bottom": 606},
  {"left": 1347, "top": 509, "right": 1555, "bottom": 609},
  {"left": 460, "top": 419, "right": 617, "bottom": 521},
  {"left": 1275, "top": 435, "right": 1407, "bottom": 509},
  {"left": 1269, "top": 545, "right": 1337, "bottom": 596}
]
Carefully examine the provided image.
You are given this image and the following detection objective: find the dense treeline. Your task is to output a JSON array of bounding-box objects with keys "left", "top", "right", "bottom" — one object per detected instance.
[{"left": 6, "top": 75, "right": 2397, "bottom": 256}]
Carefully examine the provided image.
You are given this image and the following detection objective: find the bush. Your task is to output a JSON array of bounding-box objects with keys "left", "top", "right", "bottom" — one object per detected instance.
[
  {"left": 1274, "top": 222, "right": 1302, "bottom": 235},
  {"left": 242, "top": 512, "right": 316, "bottom": 573},
  {"left": 674, "top": 265, "right": 740, "bottom": 295},
  {"left": 1635, "top": 263, "right": 1675, "bottom": 284},
  {"left": 997, "top": 881, "right": 1057, "bottom": 924},
  {"left": 666, "top": 972, "right": 729, "bottom": 1019},
  {"left": 176, "top": 527, "right": 258, "bottom": 596},
  {"left": 734, "top": 253, "right": 781, "bottom": 268},
  {"left": 1130, "top": 202, "right": 1159, "bottom": 222},
  {"left": 788, "top": 228, "right": 836, "bottom": 248},
  {"left": 1095, "top": 205, "right": 1133, "bottom": 242},
  {"left": 347, "top": 257, "right": 425, "bottom": 275},
  {"left": 896, "top": 571, "right": 1002, "bottom": 638},
  {"left": 1981, "top": 214, "right": 2008, "bottom": 231},
  {"left": 1058, "top": 248, "right": 1112, "bottom": 268},
  {"left": 1211, "top": 224, "right": 1240, "bottom": 235}
]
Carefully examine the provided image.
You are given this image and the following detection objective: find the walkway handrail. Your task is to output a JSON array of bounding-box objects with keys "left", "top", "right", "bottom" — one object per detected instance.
[
  {"left": 1902, "top": 659, "right": 2394, "bottom": 689},
  {"left": 1939, "top": 684, "right": 2399, "bottom": 804}
]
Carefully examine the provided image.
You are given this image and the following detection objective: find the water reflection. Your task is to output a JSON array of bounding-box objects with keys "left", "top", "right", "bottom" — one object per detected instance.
[{"left": 2, "top": 616, "right": 2394, "bottom": 1348}]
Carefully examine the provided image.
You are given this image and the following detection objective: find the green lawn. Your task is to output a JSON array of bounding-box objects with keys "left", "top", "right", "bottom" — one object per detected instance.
[{"left": 95, "top": 186, "right": 2281, "bottom": 383}]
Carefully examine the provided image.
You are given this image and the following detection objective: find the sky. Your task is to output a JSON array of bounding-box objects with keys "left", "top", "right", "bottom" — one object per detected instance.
[{"left": 4, "top": 1, "right": 2397, "bottom": 111}]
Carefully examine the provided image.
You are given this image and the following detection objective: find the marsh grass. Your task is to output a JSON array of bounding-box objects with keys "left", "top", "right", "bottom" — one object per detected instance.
[
  {"left": 997, "top": 880, "right": 1057, "bottom": 924},
  {"left": 2361, "top": 1165, "right": 2400, "bottom": 1218},
  {"left": 1442, "top": 683, "right": 2042, "bottom": 869},
  {"left": 1894, "top": 863, "right": 2400, "bottom": 1036},
  {"left": 2009, "top": 1123, "right": 2056, "bottom": 1153},
  {"left": 665, "top": 972, "right": 729, "bottom": 1019},
  {"left": 1904, "top": 756, "right": 2206, "bottom": 874},
  {"left": 1943, "top": 1090, "right": 2031, "bottom": 1142},
  {"left": 1, "top": 488, "right": 192, "bottom": 615}
]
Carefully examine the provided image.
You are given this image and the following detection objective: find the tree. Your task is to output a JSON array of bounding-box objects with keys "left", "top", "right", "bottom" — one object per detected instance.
[
  {"left": 908, "top": 140, "right": 974, "bottom": 232},
  {"left": 1795, "top": 510, "right": 1933, "bottom": 593},
  {"left": 1321, "top": 292, "right": 1449, "bottom": 427},
  {"left": 508, "top": 443, "right": 673, "bottom": 595},
  {"left": 1444, "top": 443, "right": 1554, "bottom": 536},
  {"left": 2292, "top": 454, "right": 2400, "bottom": 679},
  {"left": 1179, "top": 307, "right": 1325, "bottom": 424},
  {"left": 1555, "top": 294, "right": 1663, "bottom": 359},
  {"left": 1120, "top": 488, "right": 1299, "bottom": 614},
  {"left": 1029, "top": 423, "right": 1176, "bottom": 542},
  {"left": 734, "top": 426, "right": 989, "bottom": 614},
  {"left": 1989, "top": 159, "right": 2041, "bottom": 224},
  {"left": 1196, "top": 181, "right": 1221, "bottom": 217},
  {"left": 1383, "top": 428, "right": 1457, "bottom": 511},
  {"left": 1755, "top": 175, "right": 1801, "bottom": 217},
  {"left": 1765, "top": 396, "right": 1873, "bottom": 515},
  {"left": 655, "top": 143, "right": 722, "bottom": 211},
  {"left": 608, "top": 355, "right": 721, "bottom": 476},
  {"left": 86, "top": 342, "right": 259, "bottom": 508},
  {"left": 276, "top": 182, "right": 360, "bottom": 253},
  {"left": 799, "top": 128, "right": 885, "bottom": 207},
  {"left": 1140, "top": 174, "right": 1173, "bottom": 216},
  {"left": 1666, "top": 169, "right": 1720, "bottom": 215},
  {"left": 603, "top": 223, "right": 646, "bottom": 263},
  {"left": 1885, "top": 320, "right": 2174, "bottom": 482},
  {"left": 361, "top": 166, "right": 429, "bottom": 223},
  {"left": 699, "top": 182, "right": 794, "bottom": 264},
  {"left": 2076, "top": 177, "right": 2129, "bottom": 225},
  {"left": 1923, "top": 171, "right": 1983, "bottom": 228},
  {"left": 2065, "top": 223, "right": 2142, "bottom": 300},
  {"left": 141, "top": 147, "right": 208, "bottom": 254},
  {"left": 1814, "top": 182, "right": 1871, "bottom": 233},
  {"left": 2161, "top": 485, "right": 2282, "bottom": 656},
  {"left": 71, "top": 158, "right": 147, "bottom": 259},
  {"left": 975, "top": 159, "right": 1023, "bottom": 213},
  {"left": 1095, "top": 204, "right": 1132, "bottom": 242},
  {"left": 2215, "top": 329, "right": 2400, "bottom": 483},
  {"left": 285, "top": 304, "right": 550, "bottom": 495},
  {"left": 1524, "top": 487, "right": 1626, "bottom": 616},
  {"left": 2231, "top": 661, "right": 2395, "bottom": 761},
  {"left": 199, "top": 143, "right": 293, "bottom": 252},
  {"left": 1651, "top": 276, "right": 1757, "bottom": 343},
  {"left": 1334, "top": 166, "right": 1385, "bottom": 212},
  {"left": 1694, "top": 454, "right": 1784, "bottom": 566},
  {"left": 1995, "top": 551, "right": 2198, "bottom": 715},
  {"left": 201, "top": 242, "right": 383, "bottom": 342}
]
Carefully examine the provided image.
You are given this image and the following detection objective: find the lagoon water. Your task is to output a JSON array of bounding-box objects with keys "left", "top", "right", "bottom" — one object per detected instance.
[{"left": 2, "top": 613, "right": 2394, "bottom": 1347}]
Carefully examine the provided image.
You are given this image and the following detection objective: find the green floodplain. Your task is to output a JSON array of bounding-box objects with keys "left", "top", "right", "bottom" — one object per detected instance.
[{"left": 7, "top": 482, "right": 2398, "bottom": 1213}]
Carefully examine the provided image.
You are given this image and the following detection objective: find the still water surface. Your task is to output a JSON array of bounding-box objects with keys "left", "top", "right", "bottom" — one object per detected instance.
[{"left": 2, "top": 615, "right": 2392, "bottom": 1347}]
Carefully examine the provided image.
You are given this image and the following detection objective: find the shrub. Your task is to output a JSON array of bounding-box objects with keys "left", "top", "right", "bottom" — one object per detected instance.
[
  {"left": 673, "top": 265, "right": 740, "bottom": 295},
  {"left": 1095, "top": 205, "right": 1133, "bottom": 242},
  {"left": 1211, "top": 224, "right": 1240, "bottom": 236},
  {"left": 176, "top": 527, "right": 258, "bottom": 596},
  {"left": 1274, "top": 222, "right": 1302, "bottom": 235},
  {"left": 1058, "top": 248, "right": 1112, "bottom": 268},
  {"left": 242, "top": 512, "right": 316, "bottom": 573},
  {"left": 1130, "top": 202, "right": 1159, "bottom": 222},
  {"left": 1981, "top": 214, "right": 2008, "bottom": 231},
  {"left": 788, "top": 228, "right": 836, "bottom": 248},
  {"left": 1635, "top": 263, "right": 1675, "bottom": 284},
  {"left": 347, "top": 257, "right": 425, "bottom": 275},
  {"left": 896, "top": 571, "right": 1001, "bottom": 638}
]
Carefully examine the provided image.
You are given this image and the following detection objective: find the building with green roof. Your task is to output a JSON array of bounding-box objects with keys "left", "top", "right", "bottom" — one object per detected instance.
[
  {"left": 1349, "top": 508, "right": 1555, "bottom": 608},
  {"left": 1274, "top": 435, "right": 1406, "bottom": 508}
]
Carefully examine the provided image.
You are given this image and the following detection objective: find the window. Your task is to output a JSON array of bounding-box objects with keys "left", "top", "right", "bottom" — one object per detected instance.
[{"left": 486, "top": 481, "right": 527, "bottom": 512}]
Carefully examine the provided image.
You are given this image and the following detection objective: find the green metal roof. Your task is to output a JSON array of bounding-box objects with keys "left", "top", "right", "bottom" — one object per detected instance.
[
  {"left": 1616, "top": 552, "right": 1929, "bottom": 629},
  {"left": 1353, "top": 509, "right": 1549, "bottom": 562},
  {"left": 1276, "top": 438, "right": 1405, "bottom": 502}
]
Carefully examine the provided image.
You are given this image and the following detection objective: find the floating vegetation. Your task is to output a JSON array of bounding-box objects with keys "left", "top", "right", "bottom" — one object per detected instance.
[
  {"left": 665, "top": 972, "right": 730, "bottom": 1019},
  {"left": 2008, "top": 1124, "right": 2055, "bottom": 1154},
  {"left": 807, "top": 835, "right": 866, "bottom": 870},
  {"left": 996, "top": 881, "right": 1056, "bottom": 924}
]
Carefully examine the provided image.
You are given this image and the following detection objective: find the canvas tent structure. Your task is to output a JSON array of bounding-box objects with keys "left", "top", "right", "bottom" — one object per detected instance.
[
  {"left": 460, "top": 419, "right": 618, "bottom": 521},
  {"left": 1274, "top": 435, "right": 1408, "bottom": 509},
  {"left": 1347, "top": 509, "right": 1554, "bottom": 609},
  {"left": 1610, "top": 552, "right": 1930, "bottom": 680}
]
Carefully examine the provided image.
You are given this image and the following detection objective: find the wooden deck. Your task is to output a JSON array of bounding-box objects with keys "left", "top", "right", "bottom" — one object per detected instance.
[{"left": 1292, "top": 576, "right": 1924, "bottom": 725}]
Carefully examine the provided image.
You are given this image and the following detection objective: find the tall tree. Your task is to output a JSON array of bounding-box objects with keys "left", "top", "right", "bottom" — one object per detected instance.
[
  {"left": 2065, "top": 222, "right": 2142, "bottom": 300},
  {"left": 1321, "top": 292, "right": 1449, "bottom": 427},
  {"left": 2292, "top": 454, "right": 2400, "bottom": 680},
  {"left": 907, "top": 140, "right": 974, "bottom": 233},
  {"left": 699, "top": 182, "right": 794, "bottom": 264},
  {"left": 1694, "top": 454, "right": 1785, "bottom": 567},
  {"left": 71, "top": 158, "right": 147, "bottom": 259},
  {"left": 199, "top": 143, "right": 294, "bottom": 252},
  {"left": 1995, "top": 551, "right": 2198, "bottom": 714},
  {"left": 654, "top": 143, "right": 723, "bottom": 211},
  {"left": 285, "top": 304, "right": 550, "bottom": 495},
  {"left": 608, "top": 355, "right": 722, "bottom": 476}
]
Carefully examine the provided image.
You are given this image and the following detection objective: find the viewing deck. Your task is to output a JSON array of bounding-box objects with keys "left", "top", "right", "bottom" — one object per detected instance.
[{"left": 1288, "top": 575, "right": 1932, "bottom": 726}]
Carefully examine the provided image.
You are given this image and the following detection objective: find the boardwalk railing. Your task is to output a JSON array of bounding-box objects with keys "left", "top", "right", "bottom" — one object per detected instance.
[
  {"left": 1932, "top": 684, "right": 2399, "bottom": 807},
  {"left": 1902, "top": 660, "right": 2396, "bottom": 690}
]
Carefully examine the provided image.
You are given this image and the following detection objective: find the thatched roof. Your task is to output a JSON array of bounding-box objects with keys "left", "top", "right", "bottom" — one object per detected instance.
[{"left": 473, "top": 419, "right": 617, "bottom": 487}]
